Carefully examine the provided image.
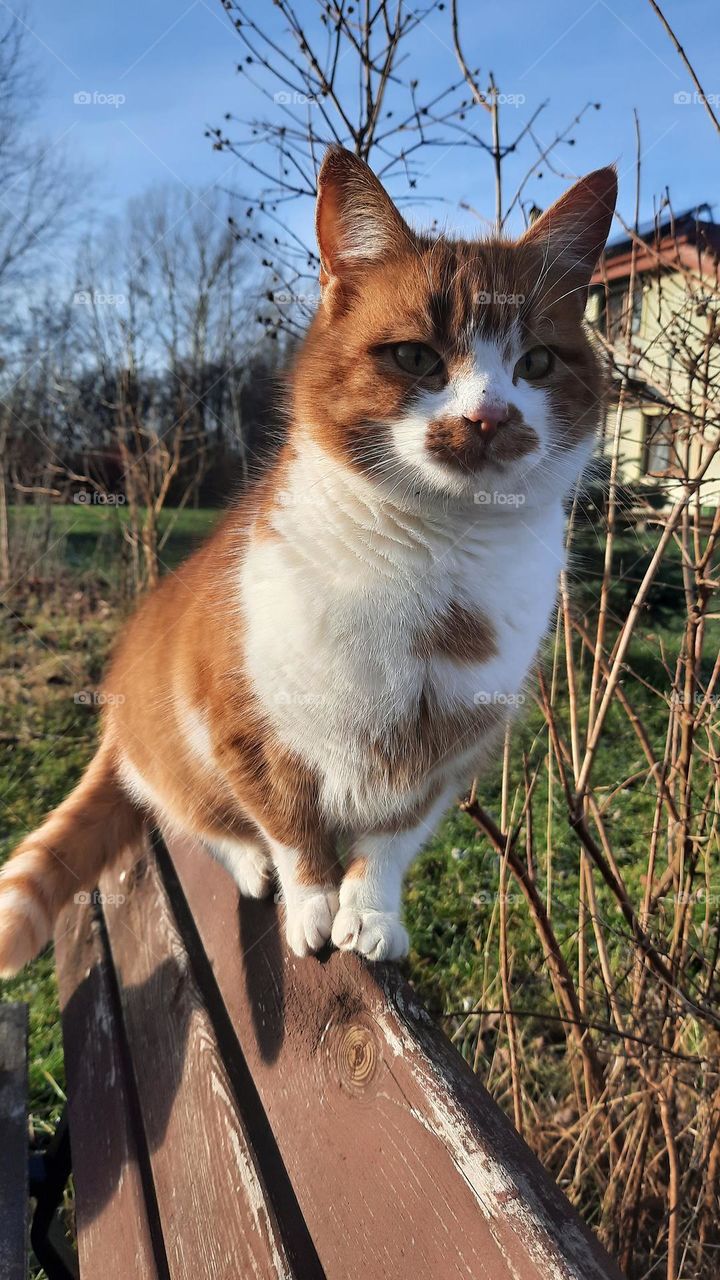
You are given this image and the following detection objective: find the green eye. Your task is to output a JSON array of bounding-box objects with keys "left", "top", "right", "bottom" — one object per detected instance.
[
  {"left": 393, "top": 342, "right": 444, "bottom": 379},
  {"left": 514, "top": 346, "right": 553, "bottom": 381}
]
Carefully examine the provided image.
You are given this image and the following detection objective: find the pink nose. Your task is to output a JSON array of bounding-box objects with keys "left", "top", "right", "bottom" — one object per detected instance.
[{"left": 463, "top": 402, "right": 508, "bottom": 436}]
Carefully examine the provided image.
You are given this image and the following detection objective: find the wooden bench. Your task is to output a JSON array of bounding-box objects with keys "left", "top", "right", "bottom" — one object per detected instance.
[{"left": 54, "top": 830, "right": 624, "bottom": 1279}]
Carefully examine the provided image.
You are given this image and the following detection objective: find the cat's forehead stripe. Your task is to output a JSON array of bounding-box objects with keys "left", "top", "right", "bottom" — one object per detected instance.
[{"left": 415, "top": 237, "right": 537, "bottom": 350}]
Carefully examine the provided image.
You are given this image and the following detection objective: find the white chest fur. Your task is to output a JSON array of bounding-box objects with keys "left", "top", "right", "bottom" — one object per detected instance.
[{"left": 240, "top": 444, "right": 565, "bottom": 830}]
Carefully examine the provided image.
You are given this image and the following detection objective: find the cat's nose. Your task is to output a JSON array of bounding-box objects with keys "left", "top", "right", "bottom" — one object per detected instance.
[{"left": 463, "top": 402, "right": 508, "bottom": 437}]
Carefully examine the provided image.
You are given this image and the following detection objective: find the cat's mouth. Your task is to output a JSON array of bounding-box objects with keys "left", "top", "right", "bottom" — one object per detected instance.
[{"left": 424, "top": 413, "right": 540, "bottom": 473}]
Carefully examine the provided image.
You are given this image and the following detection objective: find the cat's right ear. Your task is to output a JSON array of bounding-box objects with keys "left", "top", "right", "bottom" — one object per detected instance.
[
  {"left": 315, "top": 146, "right": 412, "bottom": 291},
  {"left": 517, "top": 166, "right": 617, "bottom": 311}
]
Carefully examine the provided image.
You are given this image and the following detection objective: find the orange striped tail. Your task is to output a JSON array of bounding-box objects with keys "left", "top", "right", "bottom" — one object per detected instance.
[{"left": 0, "top": 741, "right": 145, "bottom": 976}]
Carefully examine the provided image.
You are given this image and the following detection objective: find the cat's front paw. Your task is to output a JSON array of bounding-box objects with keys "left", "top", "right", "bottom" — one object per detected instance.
[
  {"left": 331, "top": 907, "right": 408, "bottom": 961},
  {"left": 233, "top": 844, "right": 274, "bottom": 899},
  {"left": 284, "top": 888, "right": 339, "bottom": 956}
]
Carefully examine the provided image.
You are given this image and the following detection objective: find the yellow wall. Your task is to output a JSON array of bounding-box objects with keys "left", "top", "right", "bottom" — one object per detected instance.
[{"left": 588, "top": 272, "right": 720, "bottom": 509}]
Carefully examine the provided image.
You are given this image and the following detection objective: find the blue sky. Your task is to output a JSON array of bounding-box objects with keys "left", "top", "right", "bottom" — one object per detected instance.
[{"left": 20, "top": 0, "right": 720, "bottom": 257}]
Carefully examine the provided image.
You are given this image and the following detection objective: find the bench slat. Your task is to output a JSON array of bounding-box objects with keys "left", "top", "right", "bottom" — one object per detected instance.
[
  {"left": 99, "top": 843, "right": 316, "bottom": 1280},
  {"left": 0, "top": 1002, "right": 28, "bottom": 1280},
  {"left": 164, "top": 831, "right": 623, "bottom": 1280},
  {"left": 55, "top": 899, "right": 164, "bottom": 1279}
]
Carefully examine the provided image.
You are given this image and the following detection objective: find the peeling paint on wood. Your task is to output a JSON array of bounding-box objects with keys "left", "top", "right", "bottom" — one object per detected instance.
[
  {"left": 98, "top": 843, "right": 300, "bottom": 1280},
  {"left": 55, "top": 902, "right": 162, "bottom": 1279}
]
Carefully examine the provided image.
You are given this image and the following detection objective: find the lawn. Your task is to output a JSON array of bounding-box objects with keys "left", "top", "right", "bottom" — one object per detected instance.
[{"left": 0, "top": 503, "right": 218, "bottom": 1136}]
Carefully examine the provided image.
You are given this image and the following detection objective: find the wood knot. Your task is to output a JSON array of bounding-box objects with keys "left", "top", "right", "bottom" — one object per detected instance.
[{"left": 336, "top": 1021, "right": 378, "bottom": 1096}]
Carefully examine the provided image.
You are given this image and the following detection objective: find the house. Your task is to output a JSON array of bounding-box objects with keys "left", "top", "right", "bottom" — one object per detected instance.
[{"left": 587, "top": 207, "right": 720, "bottom": 511}]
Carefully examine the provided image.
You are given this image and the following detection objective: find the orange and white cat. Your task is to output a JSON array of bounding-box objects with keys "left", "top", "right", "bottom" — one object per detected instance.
[{"left": 0, "top": 147, "right": 616, "bottom": 973}]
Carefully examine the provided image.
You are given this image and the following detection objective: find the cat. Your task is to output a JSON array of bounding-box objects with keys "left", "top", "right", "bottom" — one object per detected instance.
[{"left": 0, "top": 146, "right": 616, "bottom": 973}]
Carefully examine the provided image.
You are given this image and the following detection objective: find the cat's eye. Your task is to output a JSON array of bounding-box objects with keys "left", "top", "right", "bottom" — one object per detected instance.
[
  {"left": 513, "top": 346, "right": 553, "bottom": 382},
  {"left": 392, "top": 342, "right": 444, "bottom": 379}
]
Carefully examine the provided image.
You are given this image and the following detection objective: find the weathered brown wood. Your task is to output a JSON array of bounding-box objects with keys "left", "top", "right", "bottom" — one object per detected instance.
[
  {"left": 98, "top": 842, "right": 322, "bottom": 1280},
  {"left": 55, "top": 896, "right": 164, "bottom": 1279},
  {"left": 0, "top": 1002, "right": 28, "bottom": 1280},
  {"left": 56, "top": 829, "right": 624, "bottom": 1280},
  {"left": 160, "top": 830, "right": 624, "bottom": 1280}
]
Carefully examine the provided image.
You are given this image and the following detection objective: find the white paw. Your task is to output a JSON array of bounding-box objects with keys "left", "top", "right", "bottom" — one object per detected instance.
[
  {"left": 209, "top": 838, "right": 274, "bottom": 899},
  {"left": 232, "top": 846, "right": 274, "bottom": 899},
  {"left": 284, "top": 888, "right": 339, "bottom": 956},
  {"left": 331, "top": 907, "right": 409, "bottom": 961}
]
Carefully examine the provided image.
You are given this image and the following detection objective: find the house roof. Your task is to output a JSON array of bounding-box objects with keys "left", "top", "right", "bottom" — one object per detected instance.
[{"left": 590, "top": 206, "right": 720, "bottom": 285}]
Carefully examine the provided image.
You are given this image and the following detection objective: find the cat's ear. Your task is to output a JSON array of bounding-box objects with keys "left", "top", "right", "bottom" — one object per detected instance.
[
  {"left": 315, "top": 146, "right": 412, "bottom": 287},
  {"left": 519, "top": 166, "right": 617, "bottom": 298}
]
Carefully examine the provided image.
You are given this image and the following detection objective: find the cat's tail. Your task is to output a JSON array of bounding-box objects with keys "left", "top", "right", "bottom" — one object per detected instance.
[{"left": 0, "top": 738, "right": 145, "bottom": 976}]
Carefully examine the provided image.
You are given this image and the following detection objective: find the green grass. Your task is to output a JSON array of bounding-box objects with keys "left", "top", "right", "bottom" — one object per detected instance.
[
  {"left": 7, "top": 501, "right": 218, "bottom": 578},
  {"left": 0, "top": 617, "right": 107, "bottom": 1133},
  {"left": 1, "top": 505, "right": 219, "bottom": 1137}
]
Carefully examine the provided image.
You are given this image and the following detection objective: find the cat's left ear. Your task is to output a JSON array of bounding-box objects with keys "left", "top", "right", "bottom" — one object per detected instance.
[
  {"left": 315, "top": 146, "right": 413, "bottom": 290},
  {"left": 519, "top": 166, "right": 617, "bottom": 305}
]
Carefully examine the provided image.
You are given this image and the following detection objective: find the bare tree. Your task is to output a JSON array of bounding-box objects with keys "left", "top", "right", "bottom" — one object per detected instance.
[
  {"left": 0, "top": 8, "right": 86, "bottom": 587},
  {"left": 209, "top": 0, "right": 600, "bottom": 328},
  {"left": 72, "top": 187, "right": 276, "bottom": 589},
  {"left": 0, "top": 10, "right": 84, "bottom": 305}
]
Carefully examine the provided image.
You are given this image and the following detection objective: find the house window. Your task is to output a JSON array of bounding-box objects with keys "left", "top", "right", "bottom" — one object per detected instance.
[
  {"left": 606, "top": 283, "right": 643, "bottom": 339},
  {"left": 642, "top": 413, "right": 679, "bottom": 477}
]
